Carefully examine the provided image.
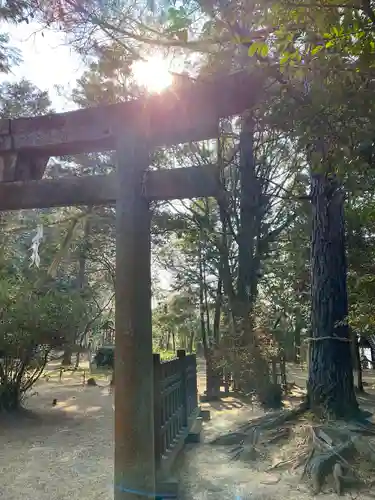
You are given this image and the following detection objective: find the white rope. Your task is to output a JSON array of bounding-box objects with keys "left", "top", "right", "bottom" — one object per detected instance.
[{"left": 304, "top": 336, "right": 352, "bottom": 343}]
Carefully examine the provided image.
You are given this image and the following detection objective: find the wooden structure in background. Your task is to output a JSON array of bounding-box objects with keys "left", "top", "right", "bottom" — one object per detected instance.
[
  {"left": 0, "top": 69, "right": 261, "bottom": 499},
  {"left": 218, "top": 357, "right": 287, "bottom": 395}
]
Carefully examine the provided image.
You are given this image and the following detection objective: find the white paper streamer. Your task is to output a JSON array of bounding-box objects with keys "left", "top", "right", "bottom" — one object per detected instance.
[{"left": 29, "top": 224, "right": 43, "bottom": 268}]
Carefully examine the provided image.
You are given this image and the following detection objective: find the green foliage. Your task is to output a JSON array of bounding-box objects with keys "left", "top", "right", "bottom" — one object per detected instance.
[
  {"left": 0, "top": 33, "right": 21, "bottom": 73},
  {"left": 0, "top": 76, "right": 114, "bottom": 408},
  {"left": 153, "top": 292, "right": 199, "bottom": 352},
  {"left": 93, "top": 345, "right": 114, "bottom": 368},
  {"left": 71, "top": 42, "right": 135, "bottom": 107},
  {"left": 0, "top": 78, "right": 52, "bottom": 117},
  {"left": 0, "top": 275, "right": 88, "bottom": 410},
  {"left": 346, "top": 197, "right": 375, "bottom": 335},
  {"left": 0, "top": 1, "right": 28, "bottom": 74},
  {"left": 165, "top": 6, "right": 192, "bottom": 41},
  {"left": 247, "top": 41, "right": 268, "bottom": 57},
  {"left": 153, "top": 349, "right": 176, "bottom": 360},
  {"left": 0, "top": 280, "right": 85, "bottom": 354}
]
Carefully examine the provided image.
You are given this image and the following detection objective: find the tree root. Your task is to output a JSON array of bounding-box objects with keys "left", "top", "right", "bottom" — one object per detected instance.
[
  {"left": 210, "top": 431, "right": 250, "bottom": 446},
  {"left": 305, "top": 430, "right": 354, "bottom": 495},
  {"left": 209, "top": 399, "right": 375, "bottom": 496},
  {"left": 300, "top": 422, "right": 375, "bottom": 495},
  {"left": 238, "top": 400, "right": 309, "bottom": 432},
  {"left": 332, "top": 463, "right": 344, "bottom": 495},
  {"left": 210, "top": 400, "right": 309, "bottom": 446}
]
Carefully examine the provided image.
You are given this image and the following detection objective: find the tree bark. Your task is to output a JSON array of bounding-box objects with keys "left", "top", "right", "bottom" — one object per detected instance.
[
  {"left": 213, "top": 277, "right": 222, "bottom": 345},
  {"left": 235, "top": 116, "right": 272, "bottom": 397},
  {"left": 308, "top": 172, "right": 358, "bottom": 418},
  {"left": 216, "top": 118, "right": 271, "bottom": 396},
  {"left": 61, "top": 346, "right": 72, "bottom": 366},
  {"left": 171, "top": 330, "right": 176, "bottom": 352},
  {"left": 198, "top": 234, "right": 220, "bottom": 399},
  {"left": 237, "top": 115, "right": 261, "bottom": 333},
  {"left": 75, "top": 351, "right": 80, "bottom": 370}
]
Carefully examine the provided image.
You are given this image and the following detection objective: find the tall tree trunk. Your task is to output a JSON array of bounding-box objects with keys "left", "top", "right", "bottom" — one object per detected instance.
[
  {"left": 75, "top": 351, "right": 80, "bottom": 370},
  {"left": 62, "top": 216, "right": 90, "bottom": 366},
  {"left": 188, "top": 330, "right": 195, "bottom": 353},
  {"left": 61, "top": 345, "right": 73, "bottom": 366},
  {"left": 213, "top": 277, "right": 222, "bottom": 346},
  {"left": 199, "top": 234, "right": 220, "bottom": 399},
  {"left": 216, "top": 119, "right": 271, "bottom": 398},
  {"left": 171, "top": 330, "right": 176, "bottom": 352},
  {"left": 203, "top": 199, "right": 212, "bottom": 342},
  {"left": 237, "top": 116, "right": 261, "bottom": 333},
  {"left": 235, "top": 116, "right": 271, "bottom": 400},
  {"left": 308, "top": 172, "right": 358, "bottom": 418},
  {"left": 166, "top": 331, "right": 171, "bottom": 351}
]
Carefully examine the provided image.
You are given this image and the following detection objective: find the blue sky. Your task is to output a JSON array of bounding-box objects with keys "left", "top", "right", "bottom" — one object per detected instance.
[{"left": 1, "top": 20, "right": 84, "bottom": 110}]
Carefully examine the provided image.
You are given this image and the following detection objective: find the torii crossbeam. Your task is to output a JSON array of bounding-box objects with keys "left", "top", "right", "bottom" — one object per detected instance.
[{"left": 0, "top": 69, "right": 262, "bottom": 499}]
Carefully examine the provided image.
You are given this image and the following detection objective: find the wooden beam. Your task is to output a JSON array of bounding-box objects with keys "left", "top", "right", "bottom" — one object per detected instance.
[
  {"left": 0, "top": 71, "right": 262, "bottom": 157},
  {"left": 0, "top": 165, "right": 220, "bottom": 210},
  {"left": 114, "top": 135, "right": 155, "bottom": 499},
  {"left": 144, "top": 164, "right": 221, "bottom": 201},
  {"left": 0, "top": 152, "right": 49, "bottom": 181},
  {"left": 0, "top": 174, "right": 117, "bottom": 210}
]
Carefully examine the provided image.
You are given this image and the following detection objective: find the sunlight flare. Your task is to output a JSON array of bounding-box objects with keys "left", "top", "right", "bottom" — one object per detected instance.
[{"left": 131, "top": 56, "right": 174, "bottom": 93}]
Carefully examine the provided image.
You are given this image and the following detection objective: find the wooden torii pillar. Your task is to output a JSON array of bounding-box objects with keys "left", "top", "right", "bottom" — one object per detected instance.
[
  {"left": 115, "top": 135, "right": 155, "bottom": 498},
  {"left": 0, "top": 70, "right": 262, "bottom": 499}
]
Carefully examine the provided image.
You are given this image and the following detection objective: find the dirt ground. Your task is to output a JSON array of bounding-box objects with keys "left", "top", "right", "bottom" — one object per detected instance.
[
  {"left": 0, "top": 366, "right": 114, "bottom": 500},
  {"left": 176, "top": 360, "right": 375, "bottom": 500},
  {"left": 0, "top": 360, "right": 374, "bottom": 500}
]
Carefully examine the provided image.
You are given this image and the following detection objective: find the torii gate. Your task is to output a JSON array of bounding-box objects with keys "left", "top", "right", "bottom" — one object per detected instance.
[{"left": 0, "top": 70, "right": 261, "bottom": 499}]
